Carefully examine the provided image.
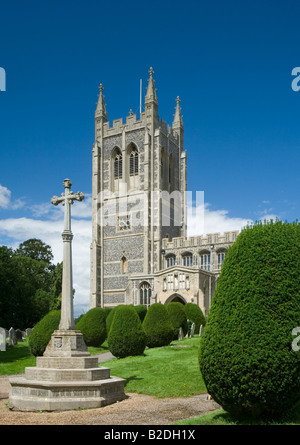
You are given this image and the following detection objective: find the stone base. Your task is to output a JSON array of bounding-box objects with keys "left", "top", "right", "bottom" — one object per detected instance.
[
  {"left": 8, "top": 375, "right": 126, "bottom": 411},
  {"left": 8, "top": 330, "right": 126, "bottom": 412}
]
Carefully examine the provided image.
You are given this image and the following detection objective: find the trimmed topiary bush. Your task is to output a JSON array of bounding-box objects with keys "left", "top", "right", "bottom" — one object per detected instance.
[
  {"left": 29, "top": 310, "right": 60, "bottom": 356},
  {"left": 199, "top": 221, "right": 300, "bottom": 419},
  {"left": 166, "top": 302, "right": 188, "bottom": 339},
  {"left": 142, "top": 303, "right": 174, "bottom": 348},
  {"left": 106, "top": 305, "right": 122, "bottom": 335},
  {"left": 75, "top": 307, "right": 107, "bottom": 347},
  {"left": 184, "top": 302, "right": 206, "bottom": 333},
  {"left": 108, "top": 305, "right": 147, "bottom": 358},
  {"left": 133, "top": 304, "right": 148, "bottom": 322}
]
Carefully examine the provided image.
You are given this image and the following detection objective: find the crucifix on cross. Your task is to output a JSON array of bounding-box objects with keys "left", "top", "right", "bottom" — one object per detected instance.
[{"left": 51, "top": 179, "right": 84, "bottom": 330}]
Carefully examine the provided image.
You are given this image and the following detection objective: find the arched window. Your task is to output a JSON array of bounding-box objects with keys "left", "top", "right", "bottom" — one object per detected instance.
[
  {"left": 166, "top": 254, "right": 176, "bottom": 268},
  {"left": 114, "top": 150, "right": 122, "bottom": 179},
  {"left": 129, "top": 147, "right": 139, "bottom": 175},
  {"left": 140, "top": 282, "right": 152, "bottom": 306},
  {"left": 183, "top": 253, "right": 193, "bottom": 267},
  {"left": 217, "top": 250, "right": 226, "bottom": 270},
  {"left": 200, "top": 251, "right": 210, "bottom": 271}
]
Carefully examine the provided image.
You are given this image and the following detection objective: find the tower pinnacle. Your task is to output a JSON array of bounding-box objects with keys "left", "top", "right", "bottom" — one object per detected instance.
[
  {"left": 145, "top": 67, "right": 158, "bottom": 104},
  {"left": 173, "top": 96, "right": 183, "bottom": 128},
  {"left": 95, "top": 84, "right": 108, "bottom": 121}
]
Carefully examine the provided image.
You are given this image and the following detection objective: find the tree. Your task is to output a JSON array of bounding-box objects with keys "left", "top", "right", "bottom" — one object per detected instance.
[
  {"left": 0, "top": 239, "right": 61, "bottom": 329},
  {"left": 0, "top": 246, "right": 19, "bottom": 327},
  {"left": 199, "top": 221, "right": 300, "bottom": 419},
  {"left": 15, "top": 238, "right": 54, "bottom": 266}
]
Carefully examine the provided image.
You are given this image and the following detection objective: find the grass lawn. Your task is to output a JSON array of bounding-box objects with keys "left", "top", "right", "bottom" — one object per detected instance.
[
  {"left": 100, "top": 336, "right": 206, "bottom": 398},
  {"left": 0, "top": 336, "right": 206, "bottom": 398},
  {"left": 0, "top": 339, "right": 109, "bottom": 375},
  {"left": 174, "top": 401, "right": 300, "bottom": 425}
]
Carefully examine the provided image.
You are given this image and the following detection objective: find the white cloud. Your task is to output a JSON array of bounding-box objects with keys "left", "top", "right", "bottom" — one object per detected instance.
[
  {"left": 187, "top": 203, "right": 251, "bottom": 236},
  {"left": 0, "top": 184, "right": 26, "bottom": 210},
  {"left": 0, "top": 185, "right": 11, "bottom": 208}
]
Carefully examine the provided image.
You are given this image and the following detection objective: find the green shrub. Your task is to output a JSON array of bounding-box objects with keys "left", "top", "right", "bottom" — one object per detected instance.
[
  {"left": 142, "top": 303, "right": 174, "bottom": 348},
  {"left": 29, "top": 310, "right": 60, "bottom": 356},
  {"left": 108, "top": 305, "right": 146, "bottom": 358},
  {"left": 199, "top": 221, "right": 300, "bottom": 419},
  {"left": 106, "top": 305, "right": 122, "bottom": 335},
  {"left": 184, "top": 302, "right": 206, "bottom": 333},
  {"left": 166, "top": 302, "right": 188, "bottom": 339},
  {"left": 76, "top": 307, "right": 106, "bottom": 347},
  {"left": 133, "top": 305, "right": 148, "bottom": 322},
  {"left": 104, "top": 307, "right": 113, "bottom": 319}
]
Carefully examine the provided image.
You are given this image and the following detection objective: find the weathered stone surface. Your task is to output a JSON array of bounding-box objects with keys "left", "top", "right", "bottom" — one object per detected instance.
[{"left": 8, "top": 376, "right": 126, "bottom": 411}]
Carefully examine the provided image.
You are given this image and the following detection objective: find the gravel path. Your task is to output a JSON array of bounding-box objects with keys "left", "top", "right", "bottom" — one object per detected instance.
[{"left": 0, "top": 374, "right": 219, "bottom": 425}]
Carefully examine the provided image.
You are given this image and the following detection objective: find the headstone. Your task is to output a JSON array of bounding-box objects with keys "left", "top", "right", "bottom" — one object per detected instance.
[
  {"left": 0, "top": 327, "right": 6, "bottom": 351},
  {"left": 199, "top": 325, "right": 203, "bottom": 336},
  {"left": 9, "top": 327, "right": 17, "bottom": 346},
  {"left": 178, "top": 327, "right": 184, "bottom": 340},
  {"left": 190, "top": 322, "right": 195, "bottom": 338},
  {"left": 15, "top": 329, "right": 23, "bottom": 342},
  {"left": 25, "top": 328, "right": 32, "bottom": 337}
]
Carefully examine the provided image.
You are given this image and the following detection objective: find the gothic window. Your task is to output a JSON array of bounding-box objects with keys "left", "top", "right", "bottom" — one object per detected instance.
[
  {"left": 166, "top": 254, "right": 176, "bottom": 268},
  {"left": 183, "top": 253, "right": 193, "bottom": 267},
  {"left": 129, "top": 147, "right": 139, "bottom": 176},
  {"left": 140, "top": 282, "right": 152, "bottom": 306},
  {"left": 217, "top": 251, "right": 226, "bottom": 270},
  {"left": 200, "top": 252, "right": 210, "bottom": 271},
  {"left": 114, "top": 150, "right": 122, "bottom": 179}
]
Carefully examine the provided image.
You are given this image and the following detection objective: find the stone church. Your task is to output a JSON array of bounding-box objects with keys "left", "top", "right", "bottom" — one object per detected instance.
[{"left": 90, "top": 68, "right": 238, "bottom": 316}]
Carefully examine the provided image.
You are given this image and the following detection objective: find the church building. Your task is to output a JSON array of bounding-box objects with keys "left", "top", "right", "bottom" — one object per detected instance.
[{"left": 90, "top": 68, "right": 238, "bottom": 315}]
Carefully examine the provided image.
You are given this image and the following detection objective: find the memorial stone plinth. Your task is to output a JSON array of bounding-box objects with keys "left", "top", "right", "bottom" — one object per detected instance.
[{"left": 9, "top": 179, "right": 126, "bottom": 411}]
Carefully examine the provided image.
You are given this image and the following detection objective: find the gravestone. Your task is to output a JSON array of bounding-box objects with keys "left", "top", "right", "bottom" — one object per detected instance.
[
  {"left": 15, "top": 329, "right": 23, "bottom": 342},
  {"left": 0, "top": 327, "right": 6, "bottom": 351},
  {"left": 190, "top": 322, "right": 195, "bottom": 338},
  {"left": 9, "top": 328, "right": 17, "bottom": 346},
  {"left": 9, "top": 179, "right": 126, "bottom": 412},
  {"left": 25, "top": 328, "right": 32, "bottom": 337},
  {"left": 178, "top": 327, "right": 184, "bottom": 340}
]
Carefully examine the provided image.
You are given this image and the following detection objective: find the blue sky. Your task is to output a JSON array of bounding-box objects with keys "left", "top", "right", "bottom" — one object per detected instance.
[{"left": 0, "top": 0, "right": 299, "bottom": 313}]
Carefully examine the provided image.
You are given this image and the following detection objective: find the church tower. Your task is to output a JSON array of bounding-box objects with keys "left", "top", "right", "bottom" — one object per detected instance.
[{"left": 90, "top": 68, "right": 187, "bottom": 308}]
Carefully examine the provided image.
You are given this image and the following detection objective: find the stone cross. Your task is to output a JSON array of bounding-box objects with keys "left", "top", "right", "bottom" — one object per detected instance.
[{"left": 51, "top": 179, "right": 84, "bottom": 330}]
